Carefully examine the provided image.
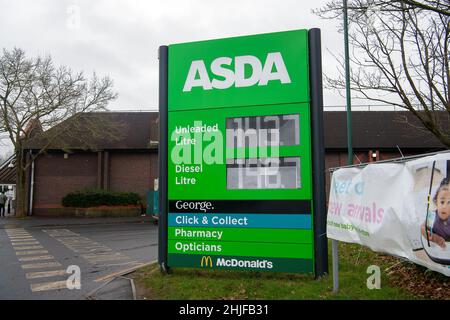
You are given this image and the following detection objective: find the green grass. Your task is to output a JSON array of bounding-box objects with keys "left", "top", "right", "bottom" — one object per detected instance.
[{"left": 132, "top": 241, "right": 419, "bottom": 300}]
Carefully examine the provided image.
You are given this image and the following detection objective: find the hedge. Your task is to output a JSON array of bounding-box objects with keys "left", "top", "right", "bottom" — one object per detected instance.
[{"left": 62, "top": 189, "right": 141, "bottom": 208}]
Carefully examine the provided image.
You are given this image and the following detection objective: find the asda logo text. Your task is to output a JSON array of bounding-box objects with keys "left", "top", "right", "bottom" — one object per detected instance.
[{"left": 183, "top": 52, "right": 291, "bottom": 92}]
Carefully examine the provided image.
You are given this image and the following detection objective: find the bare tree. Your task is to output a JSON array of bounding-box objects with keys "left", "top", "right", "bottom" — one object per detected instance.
[
  {"left": 0, "top": 48, "right": 119, "bottom": 217},
  {"left": 314, "top": 0, "right": 450, "bottom": 147}
]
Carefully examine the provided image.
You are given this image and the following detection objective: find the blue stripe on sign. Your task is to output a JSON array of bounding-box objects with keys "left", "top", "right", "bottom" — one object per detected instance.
[{"left": 168, "top": 213, "right": 312, "bottom": 229}]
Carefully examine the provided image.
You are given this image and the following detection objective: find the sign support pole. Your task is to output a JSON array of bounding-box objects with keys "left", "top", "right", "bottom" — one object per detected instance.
[
  {"left": 158, "top": 45, "right": 170, "bottom": 273},
  {"left": 332, "top": 239, "right": 339, "bottom": 293},
  {"left": 309, "top": 28, "right": 328, "bottom": 278}
]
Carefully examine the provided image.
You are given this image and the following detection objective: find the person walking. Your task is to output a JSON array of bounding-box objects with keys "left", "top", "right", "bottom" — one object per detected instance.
[{"left": 0, "top": 192, "right": 7, "bottom": 217}]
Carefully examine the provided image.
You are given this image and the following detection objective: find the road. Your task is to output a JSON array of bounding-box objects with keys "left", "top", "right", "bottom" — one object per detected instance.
[{"left": 0, "top": 219, "right": 158, "bottom": 300}]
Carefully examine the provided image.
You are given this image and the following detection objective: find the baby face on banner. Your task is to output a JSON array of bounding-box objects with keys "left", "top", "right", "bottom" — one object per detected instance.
[{"left": 435, "top": 187, "right": 450, "bottom": 222}]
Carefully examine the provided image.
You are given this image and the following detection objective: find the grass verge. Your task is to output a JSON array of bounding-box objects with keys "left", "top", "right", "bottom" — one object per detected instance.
[{"left": 131, "top": 241, "right": 448, "bottom": 300}]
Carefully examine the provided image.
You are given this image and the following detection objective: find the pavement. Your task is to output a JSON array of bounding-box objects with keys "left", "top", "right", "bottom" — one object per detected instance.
[
  {"left": 0, "top": 214, "right": 156, "bottom": 229},
  {"left": 0, "top": 215, "right": 158, "bottom": 300},
  {"left": 86, "top": 276, "right": 137, "bottom": 300}
]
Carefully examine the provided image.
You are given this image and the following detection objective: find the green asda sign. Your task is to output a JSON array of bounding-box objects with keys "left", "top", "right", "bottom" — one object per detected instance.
[
  {"left": 168, "top": 30, "right": 310, "bottom": 110},
  {"left": 158, "top": 29, "right": 328, "bottom": 276}
]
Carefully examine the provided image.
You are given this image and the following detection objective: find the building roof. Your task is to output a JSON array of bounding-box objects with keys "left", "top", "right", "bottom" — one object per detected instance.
[
  {"left": 324, "top": 111, "right": 448, "bottom": 150},
  {"left": 0, "top": 155, "right": 16, "bottom": 184},
  {"left": 24, "top": 110, "right": 448, "bottom": 151},
  {"left": 25, "top": 112, "right": 159, "bottom": 151}
]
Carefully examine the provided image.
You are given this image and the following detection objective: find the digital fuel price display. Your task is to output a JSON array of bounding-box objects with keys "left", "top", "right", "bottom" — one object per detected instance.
[
  {"left": 226, "top": 114, "right": 301, "bottom": 190},
  {"left": 158, "top": 29, "right": 328, "bottom": 276}
]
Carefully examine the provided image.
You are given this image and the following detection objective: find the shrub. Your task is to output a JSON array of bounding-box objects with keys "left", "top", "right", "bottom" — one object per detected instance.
[{"left": 62, "top": 189, "right": 141, "bottom": 208}]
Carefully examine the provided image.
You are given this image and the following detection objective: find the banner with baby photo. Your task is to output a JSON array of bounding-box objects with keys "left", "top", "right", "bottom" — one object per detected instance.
[{"left": 327, "top": 152, "right": 450, "bottom": 277}]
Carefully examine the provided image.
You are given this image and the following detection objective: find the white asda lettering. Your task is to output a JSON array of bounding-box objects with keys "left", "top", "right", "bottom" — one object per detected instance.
[{"left": 183, "top": 52, "right": 291, "bottom": 92}]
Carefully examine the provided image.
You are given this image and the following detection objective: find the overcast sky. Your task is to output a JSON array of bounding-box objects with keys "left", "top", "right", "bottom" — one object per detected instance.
[{"left": 0, "top": 0, "right": 349, "bottom": 115}]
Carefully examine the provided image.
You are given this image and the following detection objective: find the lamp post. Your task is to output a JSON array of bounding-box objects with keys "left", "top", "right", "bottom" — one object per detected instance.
[{"left": 344, "top": 0, "right": 353, "bottom": 165}]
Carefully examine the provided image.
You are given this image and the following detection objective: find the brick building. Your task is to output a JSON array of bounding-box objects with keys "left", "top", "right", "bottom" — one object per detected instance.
[
  {"left": 15, "top": 110, "right": 447, "bottom": 216},
  {"left": 322, "top": 111, "right": 448, "bottom": 198},
  {"left": 24, "top": 112, "right": 159, "bottom": 216}
]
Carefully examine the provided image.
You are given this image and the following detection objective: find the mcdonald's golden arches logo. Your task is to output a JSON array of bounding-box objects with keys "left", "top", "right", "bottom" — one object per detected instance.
[{"left": 200, "top": 256, "right": 213, "bottom": 268}]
